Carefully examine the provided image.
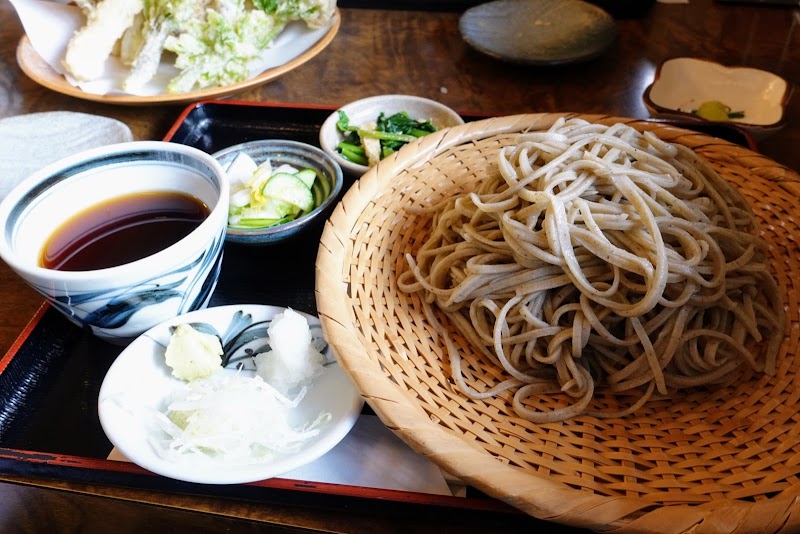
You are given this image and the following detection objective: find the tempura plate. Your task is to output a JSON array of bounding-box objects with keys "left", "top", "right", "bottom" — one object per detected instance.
[{"left": 15, "top": 11, "right": 339, "bottom": 106}]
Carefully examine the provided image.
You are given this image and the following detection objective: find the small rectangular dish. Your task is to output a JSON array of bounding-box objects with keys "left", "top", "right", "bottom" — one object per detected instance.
[{"left": 643, "top": 57, "right": 792, "bottom": 139}]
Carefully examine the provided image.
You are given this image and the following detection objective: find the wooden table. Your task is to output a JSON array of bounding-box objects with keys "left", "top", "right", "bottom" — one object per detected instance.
[{"left": 0, "top": 1, "right": 798, "bottom": 531}]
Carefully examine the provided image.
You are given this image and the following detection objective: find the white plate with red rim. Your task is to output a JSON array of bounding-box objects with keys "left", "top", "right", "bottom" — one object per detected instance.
[{"left": 98, "top": 304, "right": 364, "bottom": 484}]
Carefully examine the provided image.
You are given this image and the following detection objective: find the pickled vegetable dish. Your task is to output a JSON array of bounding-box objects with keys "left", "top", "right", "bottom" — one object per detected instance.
[{"left": 224, "top": 152, "right": 331, "bottom": 229}]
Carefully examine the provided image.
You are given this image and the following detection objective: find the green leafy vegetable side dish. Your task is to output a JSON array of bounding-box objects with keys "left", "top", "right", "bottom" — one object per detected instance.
[{"left": 335, "top": 110, "right": 439, "bottom": 167}]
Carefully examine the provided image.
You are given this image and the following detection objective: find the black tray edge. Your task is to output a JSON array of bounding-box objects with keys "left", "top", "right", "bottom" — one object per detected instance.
[
  {"left": 0, "top": 101, "right": 516, "bottom": 517},
  {"left": 0, "top": 100, "right": 758, "bottom": 523}
]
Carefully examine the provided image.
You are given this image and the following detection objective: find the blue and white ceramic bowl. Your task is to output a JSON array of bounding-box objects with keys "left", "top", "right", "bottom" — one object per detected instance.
[{"left": 0, "top": 141, "right": 229, "bottom": 344}]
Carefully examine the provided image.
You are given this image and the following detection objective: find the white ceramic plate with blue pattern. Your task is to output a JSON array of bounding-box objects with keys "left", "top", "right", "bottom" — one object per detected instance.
[{"left": 97, "top": 304, "right": 364, "bottom": 484}]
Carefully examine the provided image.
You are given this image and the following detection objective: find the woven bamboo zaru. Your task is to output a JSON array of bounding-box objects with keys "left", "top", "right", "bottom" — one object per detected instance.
[{"left": 315, "top": 113, "right": 800, "bottom": 533}]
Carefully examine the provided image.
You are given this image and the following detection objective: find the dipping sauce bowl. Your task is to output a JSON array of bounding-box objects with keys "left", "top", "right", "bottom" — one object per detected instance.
[{"left": 0, "top": 141, "right": 229, "bottom": 344}]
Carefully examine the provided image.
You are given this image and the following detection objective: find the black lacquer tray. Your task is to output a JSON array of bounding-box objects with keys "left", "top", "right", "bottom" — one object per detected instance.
[
  {"left": 0, "top": 101, "right": 529, "bottom": 522},
  {"left": 0, "top": 101, "right": 755, "bottom": 527}
]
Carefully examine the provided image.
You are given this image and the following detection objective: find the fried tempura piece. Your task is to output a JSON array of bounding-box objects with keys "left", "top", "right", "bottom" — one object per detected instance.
[
  {"left": 122, "top": 0, "right": 210, "bottom": 93},
  {"left": 119, "top": 13, "right": 145, "bottom": 66},
  {"left": 62, "top": 0, "right": 144, "bottom": 82},
  {"left": 72, "top": 0, "right": 98, "bottom": 16}
]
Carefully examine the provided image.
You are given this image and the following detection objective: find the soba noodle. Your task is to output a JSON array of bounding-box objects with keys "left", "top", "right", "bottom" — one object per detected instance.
[{"left": 398, "top": 118, "right": 785, "bottom": 423}]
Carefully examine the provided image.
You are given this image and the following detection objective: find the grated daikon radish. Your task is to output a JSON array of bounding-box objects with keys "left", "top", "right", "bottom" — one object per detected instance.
[{"left": 254, "top": 308, "right": 325, "bottom": 396}]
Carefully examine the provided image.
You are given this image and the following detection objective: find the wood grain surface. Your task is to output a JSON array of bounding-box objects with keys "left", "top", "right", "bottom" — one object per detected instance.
[{"left": 0, "top": 0, "right": 798, "bottom": 531}]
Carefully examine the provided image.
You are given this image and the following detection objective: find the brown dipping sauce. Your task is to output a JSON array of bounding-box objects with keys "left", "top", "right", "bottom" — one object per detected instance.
[{"left": 40, "top": 191, "right": 210, "bottom": 271}]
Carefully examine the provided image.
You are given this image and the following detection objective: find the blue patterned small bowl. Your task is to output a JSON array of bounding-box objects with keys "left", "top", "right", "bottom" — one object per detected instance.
[
  {"left": 213, "top": 140, "right": 343, "bottom": 245},
  {"left": 0, "top": 141, "right": 229, "bottom": 345}
]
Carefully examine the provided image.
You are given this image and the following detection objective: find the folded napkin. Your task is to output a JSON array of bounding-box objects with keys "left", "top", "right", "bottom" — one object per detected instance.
[
  {"left": 0, "top": 111, "right": 133, "bottom": 202},
  {"left": 108, "top": 414, "right": 456, "bottom": 496}
]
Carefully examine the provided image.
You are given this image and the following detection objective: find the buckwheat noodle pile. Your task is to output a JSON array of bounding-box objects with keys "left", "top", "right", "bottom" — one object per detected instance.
[{"left": 398, "top": 118, "right": 785, "bottom": 423}]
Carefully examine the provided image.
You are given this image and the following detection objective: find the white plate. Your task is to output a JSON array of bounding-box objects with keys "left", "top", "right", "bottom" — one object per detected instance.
[{"left": 98, "top": 304, "right": 364, "bottom": 485}]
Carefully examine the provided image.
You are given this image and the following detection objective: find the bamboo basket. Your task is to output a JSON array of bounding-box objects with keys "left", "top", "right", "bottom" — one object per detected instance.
[{"left": 314, "top": 113, "right": 800, "bottom": 533}]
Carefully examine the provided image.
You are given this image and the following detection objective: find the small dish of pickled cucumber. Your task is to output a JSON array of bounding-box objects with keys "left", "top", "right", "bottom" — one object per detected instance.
[{"left": 213, "top": 140, "right": 343, "bottom": 245}]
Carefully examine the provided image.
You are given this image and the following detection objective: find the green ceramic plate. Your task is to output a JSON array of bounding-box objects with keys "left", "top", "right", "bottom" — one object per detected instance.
[{"left": 459, "top": 0, "right": 618, "bottom": 65}]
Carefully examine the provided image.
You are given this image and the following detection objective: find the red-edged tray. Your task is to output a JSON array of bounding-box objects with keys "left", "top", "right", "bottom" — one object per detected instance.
[
  {"left": 0, "top": 100, "right": 525, "bottom": 521},
  {"left": 0, "top": 100, "right": 754, "bottom": 527}
]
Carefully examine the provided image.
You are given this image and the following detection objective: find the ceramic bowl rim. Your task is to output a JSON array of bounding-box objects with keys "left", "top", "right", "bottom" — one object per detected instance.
[
  {"left": 319, "top": 94, "right": 465, "bottom": 176},
  {"left": 0, "top": 140, "right": 229, "bottom": 281}
]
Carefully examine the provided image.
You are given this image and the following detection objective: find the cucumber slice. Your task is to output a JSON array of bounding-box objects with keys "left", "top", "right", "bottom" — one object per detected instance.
[
  {"left": 294, "top": 168, "right": 317, "bottom": 188},
  {"left": 262, "top": 173, "right": 314, "bottom": 212},
  {"left": 310, "top": 179, "right": 325, "bottom": 208},
  {"left": 232, "top": 218, "right": 284, "bottom": 228},
  {"left": 319, "top": 172, "right": 332, "bottom": 199}
]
